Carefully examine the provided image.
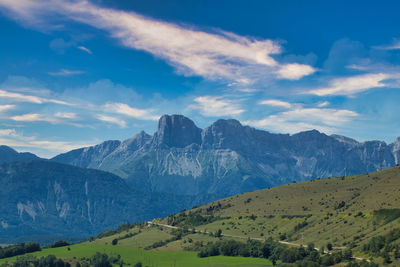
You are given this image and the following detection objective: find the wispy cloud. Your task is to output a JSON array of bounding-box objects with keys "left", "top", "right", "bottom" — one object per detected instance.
[
  {"left": 373, "top": 39, "right": 400, "bottom": 50},
  {"left": 189, "top": 95, "right": 245, "bottom": 117},
  {"left": 77, "top": 45, "right": 92, "bottom": 54},
  {"left": 307, "top": 73, "right": 391, "bottom": 96},
  {"left": 0, "top": 104, "right": 15, "bottom": 112},
  {"left": 0, "top": 88, "right": 71, "bottom": 105},
  {"left": 104, "top": 102, "right": 159, "bottom": 120},
  {"left": 48, "top": 69, "right": 85, "bottom": 76},
  {"left": 96, "top": 114, "right": 126, "bottom": 128},
  {"left": 0, "top": 128, "right": 18, "bottom": 137},
  {"left": 277, "top": 63, "right": 316, "bottom": 80},
  {"left": 258, "top": 99, "right": 291, "bottom": 108},
  {"left": 0, "top": 0, "right": 315, "bottom": 84},
  {"left": 10, "top": 113, "right": 59, "bottom": 123},
  {"left": 54, "top": 112, "right": 78, "bottom": 119},
  {"left": 245, "top": 106, "right": 358, "bottom": 134},
  {"left": 0, "top": 128, "right": 94, "bottom": 158},
  {"left": 317, "top": 101, "right": 329, "bottom": 107}
]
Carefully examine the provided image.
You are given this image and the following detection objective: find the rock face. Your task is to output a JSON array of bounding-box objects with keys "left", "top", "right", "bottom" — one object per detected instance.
[
  {"left": 0, "top": 145, "right": 40, "bottom": 163},
  {"left": 52, "top": 114, "right": 400, "bottom": 199},
  {"left": 0, "top": 161, "right": 191, "bottom": 243}
]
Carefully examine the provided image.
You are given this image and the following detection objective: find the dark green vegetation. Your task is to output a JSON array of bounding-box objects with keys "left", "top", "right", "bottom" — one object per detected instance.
[
  {"left": 1, "top": 254, "right": 71, "bottom": 267},
  {"left": 0, "top": 161, "right": 193, "bottom": 244},
  {"left": 0, "top": 242, "right": 40, "bottom": 259}
]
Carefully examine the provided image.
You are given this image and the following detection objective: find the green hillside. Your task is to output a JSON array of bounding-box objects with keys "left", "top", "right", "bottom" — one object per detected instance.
[{"left": 2, "top": 167, "right": 400, "bottom": 266}]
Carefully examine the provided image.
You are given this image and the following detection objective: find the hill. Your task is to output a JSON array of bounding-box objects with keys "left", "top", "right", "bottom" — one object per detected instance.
[
  {"left": 52, "top": 114, "right": 400, "bottom": 201},
  {"left": 153, "top": 165, "right": 400, "bottom": 265},
  {"left": 0, "top": 161, "right": 193, "bottom": 244},
  {"left": 0, "top": 145, "right": 40, "bottom": 163},
  {"left": 2, "top": 167, "right": 399, "bottom": 266}
]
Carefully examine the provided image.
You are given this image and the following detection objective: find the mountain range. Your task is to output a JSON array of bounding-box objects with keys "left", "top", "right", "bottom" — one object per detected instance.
[
  {"left": 53, "top": 114, "right": 400, "bottom": 199},
  {"left": 1, "top": 114, "right": 400, "bottom": 243}
]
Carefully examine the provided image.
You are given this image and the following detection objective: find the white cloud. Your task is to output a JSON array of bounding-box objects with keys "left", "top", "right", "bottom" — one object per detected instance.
[
  {"left": 308, "top": 73, "right": 391, "bottom": 96},
  {"left": 277, "top": 63, "right": 316, "bottom": 80},
  {"left": 373, "top": 40, "right": 400, "bottom": 50},
  {"left": 317, "top": 101, "right": 329, "bottom": 107},
  {"left": 0, "top": 88, "right": 71, "bottom": 105},
  {"left": 258, "top": 99, "right": 291, "bottom": 108},
  {"left": 0, "top": 104, "right": 15, "bottom": 112},
  {"left": 104, "top": 102, "right": 159, "bottom": 120},
  {"left": 0, "top": 0, "right": 315, "bottom": 83},
  {"left": 0, "top": 128, "right": 18, "bottom": 137},
  {"left": 10, "top": 113, "right": 59, "bottom": 123},
  {"left": 245, "top": 107, "right": 358, "bottom": 134},
  {"left": 77, "top": 46, "right": 92, "bottom": 54},
  {"left": 54, "top": 112, "right": 77, "bottom": 119},
  {"left": 48, "top": 69, "right": 85, "bottom": 76},
  {"left": 189, "top": 96, "right": 245, "bottom": 117},
  {"left": 0, "top": 128, "right": 94, "bottom": 158},
  {"left": 96, "top": 114, "right": 126, "bottom": 128}
]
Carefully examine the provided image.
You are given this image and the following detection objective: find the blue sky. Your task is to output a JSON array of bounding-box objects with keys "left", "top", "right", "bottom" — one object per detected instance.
[{"left": 0, "top": 0, "right": 399, "bottom": 157}]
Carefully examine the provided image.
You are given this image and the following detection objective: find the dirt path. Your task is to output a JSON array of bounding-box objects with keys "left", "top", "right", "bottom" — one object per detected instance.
[{"left": 147, "top": 221, "right": 370, "bottom": 262}]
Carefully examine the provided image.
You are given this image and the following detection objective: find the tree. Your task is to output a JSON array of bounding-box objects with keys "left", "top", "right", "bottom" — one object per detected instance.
[
  {"left": 343, "top": 248, "right": 353, "bottom": 261},
  {"left": 90, "top": 252, "right": 112, "bottom": 267},
  {"left": 215, "top": 229, "right": 222, "bottom": 238}
]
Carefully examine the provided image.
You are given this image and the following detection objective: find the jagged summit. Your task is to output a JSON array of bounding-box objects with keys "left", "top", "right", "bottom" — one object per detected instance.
[
  {"left": 153, "top": 114, "right": 202, "bottom": 148},
  {"left": 50, "top": 115, "right": 400, "bottom": 199}
]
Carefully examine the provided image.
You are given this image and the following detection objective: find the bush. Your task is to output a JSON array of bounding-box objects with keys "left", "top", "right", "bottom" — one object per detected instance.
[{"left": 90, "top": 252, "right": 112, "bottom": 267}]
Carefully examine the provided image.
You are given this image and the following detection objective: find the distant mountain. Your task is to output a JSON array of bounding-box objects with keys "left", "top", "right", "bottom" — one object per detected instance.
[
  {"left": 0, "top": 160, "right": 192, "bottom": 243},
  {"left": 0, "top": 145, "right": 40, "bottom": 163},
  {"left": 52, "top": 114, "right": 400, "bottom": 200}
]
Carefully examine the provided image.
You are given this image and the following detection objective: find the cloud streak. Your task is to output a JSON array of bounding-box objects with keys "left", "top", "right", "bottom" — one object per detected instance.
[
  {"left": 0, "top": 88, "right": 71, "bottom": 105},
  {"left": 189, "top": 95, "right": 245, "bottom": 117},
  {"left": 0, "top": 128, "right": 94, "bottom": 158},
  {"left": 0, "top": 0, "right": 315, "bottom": 84},
  {"left": 308, "top": 73, "right": 391, "bottom": 96},
  {"left": 104, "top": 102, "right": 159, "bottom": 120},
  {"left": 258, "top": 99, "right": 292, "bottom": 108},
  {"left": 245, "top": 106, "right": 359, "bottom": 134},
  {"left": 96, "top": 114, "right": 126, "bottom": 128},
  {"left": 48, "top": 69, "right": 85, "bottom": 76}
]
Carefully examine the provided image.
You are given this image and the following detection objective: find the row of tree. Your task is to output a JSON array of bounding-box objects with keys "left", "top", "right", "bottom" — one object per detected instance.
[
  {"left": 0, "top": 242, "right": 41, "bottom": 259},
  {"left": 192, "top": 238, "right": 378, "bottom": 266}
]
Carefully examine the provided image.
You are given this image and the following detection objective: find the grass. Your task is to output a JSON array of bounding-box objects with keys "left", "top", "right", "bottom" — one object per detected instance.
[
  {"left": 152, "top": 166, "right": 400, "bottom": 265},
  {"left": 0, "top": 243, "right": 273, "bottom": 267}
]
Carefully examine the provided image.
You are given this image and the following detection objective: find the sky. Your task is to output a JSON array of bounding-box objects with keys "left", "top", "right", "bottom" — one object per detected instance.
[{"left": 0, "top": 0, "right": 400, "bottom": 158}]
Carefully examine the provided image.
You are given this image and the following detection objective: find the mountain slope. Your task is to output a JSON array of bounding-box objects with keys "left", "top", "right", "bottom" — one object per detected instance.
[
  {"left": 52, "top": 114, "right": 400, "bottom": 200},
  {"left": 153, "top": 166, "right": 400, "bottom": 265},
  {"left": 0, "top": 145, "right": 40, "bottom": 163},
  {"left": 0, "top": 160, "right": 192, "bottom": 243}
]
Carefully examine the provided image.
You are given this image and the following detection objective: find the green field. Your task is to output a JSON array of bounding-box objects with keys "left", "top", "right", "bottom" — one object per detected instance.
[{"left": 0, "top": 242, "right": 273, "bottom": 267}]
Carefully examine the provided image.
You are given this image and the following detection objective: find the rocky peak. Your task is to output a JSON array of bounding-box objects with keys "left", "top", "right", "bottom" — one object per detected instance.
[
  {"left": 152, "top": 114, "right": 202, "bottom": 148},
  {"left": 202, "top": 119, "right": 253, "bottom": 150},
  {"left": 120, "top": 131, "right": 152, "bottom": 151}
]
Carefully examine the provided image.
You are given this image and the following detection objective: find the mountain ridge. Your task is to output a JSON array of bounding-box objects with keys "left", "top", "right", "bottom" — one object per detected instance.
[{"left": 51, "top": 114, "right": 400, "bottom": 200}]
